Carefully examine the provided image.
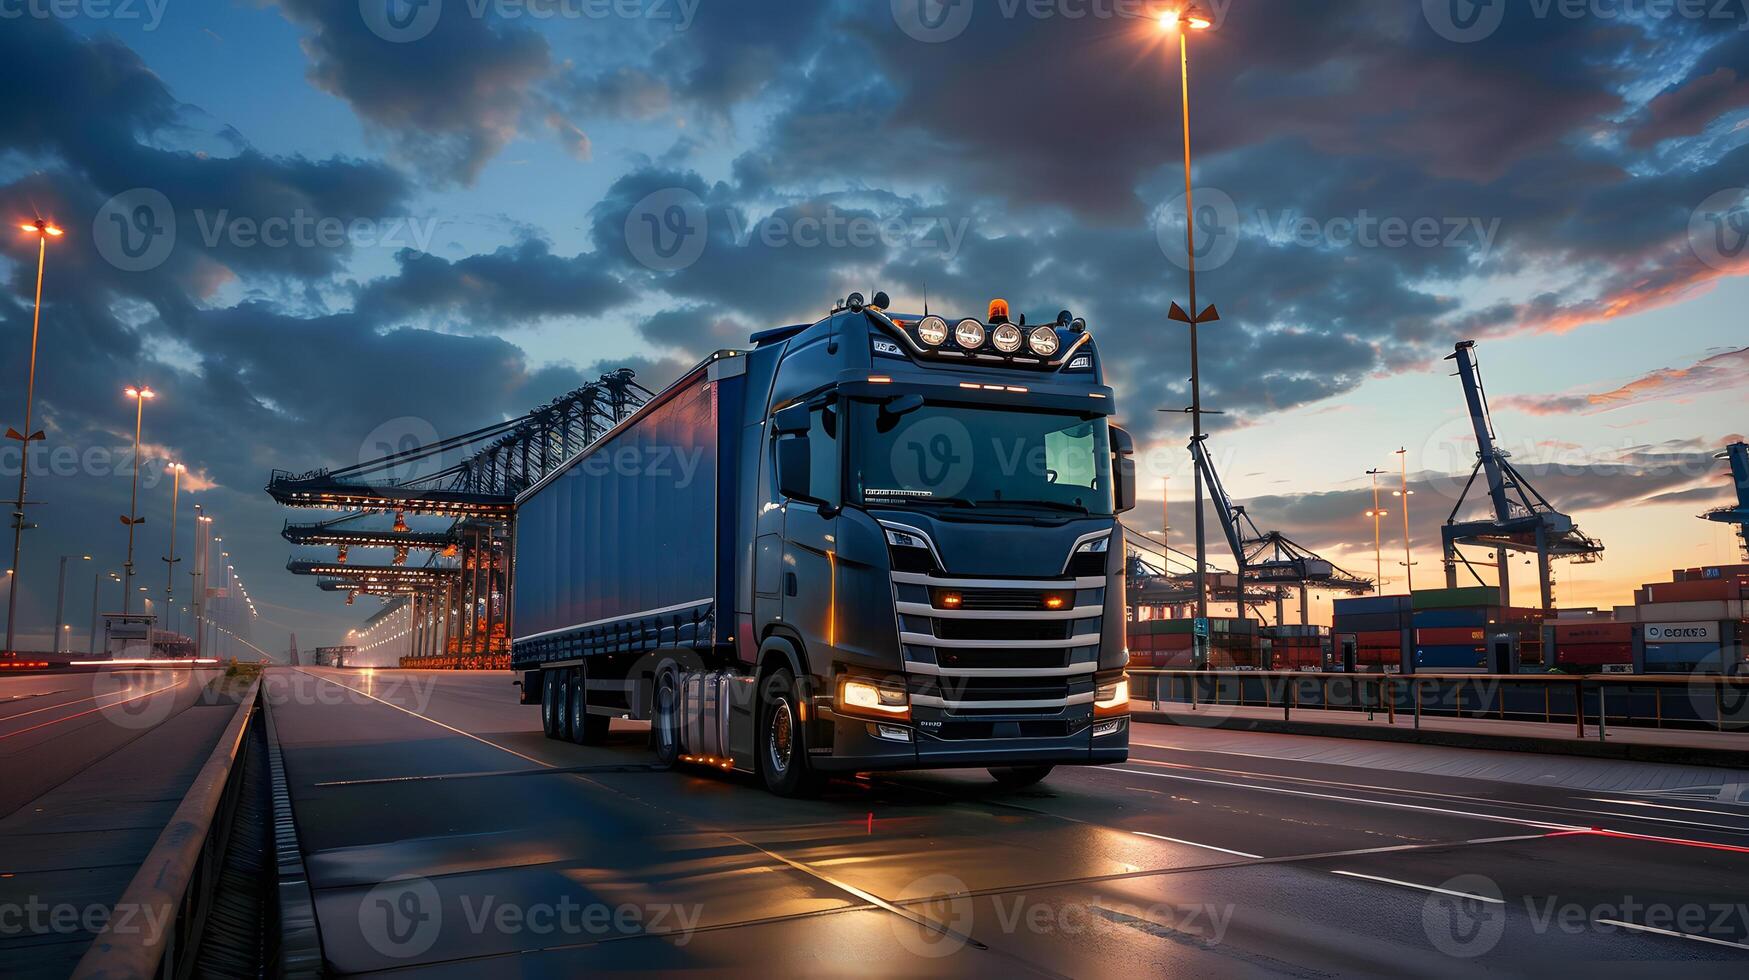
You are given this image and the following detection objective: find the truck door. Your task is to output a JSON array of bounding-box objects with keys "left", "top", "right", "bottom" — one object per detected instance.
[{"left": 781, "top": 401, "right": 841, "bottom": 667}]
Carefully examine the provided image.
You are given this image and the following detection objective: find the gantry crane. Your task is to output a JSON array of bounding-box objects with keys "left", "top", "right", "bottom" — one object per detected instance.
[
  {"left": 1700, "top": 442, "right": 1749, "bottom": 559},
  {"left": 1440, "top": 340, "right": 1604, "bottom": 609}
]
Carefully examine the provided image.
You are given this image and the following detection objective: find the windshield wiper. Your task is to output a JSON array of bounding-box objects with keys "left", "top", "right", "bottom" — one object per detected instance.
[{"left": 967, "top": 499, "right": 1090, "bottom": 514}]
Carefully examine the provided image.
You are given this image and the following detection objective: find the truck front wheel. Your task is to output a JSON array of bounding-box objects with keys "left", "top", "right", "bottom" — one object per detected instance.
[
  {"left": 650, "top": 669, "right": 680, "bottom": 766},
  {"left": 760, "top": 667, "right": 826, "bottom": 797}
]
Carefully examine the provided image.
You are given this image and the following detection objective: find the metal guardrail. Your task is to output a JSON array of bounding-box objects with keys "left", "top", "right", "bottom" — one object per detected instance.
[
  {"left": 1128, "top": 669, "right": 1749, "bottom": 740},
  {"left": 73, "top": 676, "right": 262, "bottom": 980}
]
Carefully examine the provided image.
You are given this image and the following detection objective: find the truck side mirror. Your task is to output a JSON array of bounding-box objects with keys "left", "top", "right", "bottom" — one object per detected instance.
[
  {"left": 775, "top": 436, "right": 816, "bottom": 504},
  {"left": 882, "top": 394, "right": 924, "bottom": 418},
  {"left": 1110, "top": 424, "right": 1137, "bottom": 514}
]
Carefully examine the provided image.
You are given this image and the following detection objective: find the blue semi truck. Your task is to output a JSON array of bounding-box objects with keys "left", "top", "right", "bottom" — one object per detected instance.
[{"left": 511, "top": 293, "right": 1137, "bottom": 795}]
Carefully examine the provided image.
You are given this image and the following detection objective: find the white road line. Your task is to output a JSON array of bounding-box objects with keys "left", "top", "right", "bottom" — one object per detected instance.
[
  {"left": 1103, "top": 766, "right": 1584, "bottom": 831},
  {"left": 1595, "top": 918, "right": 1749, "bottom": 951},
  {"left": 1130, "top": 830, "right": 1261, "bottom": 859},
  {"left": 293, "top": 668, "right": 553, "bottom": 769},
  {"left": 1328, "top": 870, "right": 1504, "bottom": 903}
]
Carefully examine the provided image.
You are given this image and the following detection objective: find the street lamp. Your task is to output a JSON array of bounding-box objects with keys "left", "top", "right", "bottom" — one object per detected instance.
[
  {"left": 1155, "top": 7, "right": 1217, "bottom": 632},
  {"left": 6, "top": 218, "right": 64, "bottom": 654},
  {"left": 90, "top": 569, "right": 119, "bottom": 656},
  {"left": 162, "top": 462, "right": 185, "bottom": 635},
  {"left": 52, "top": 554, "right": 91, "bottom": 653},
  {"left": 1394, "top": 447, "right": 1416, "bottom": 592},
  {"left": 1365, "top": 468, "right": 1388, "bottom": 595},
  {"left": 121, "top": 385, "right": 156, "bottom": 613}
]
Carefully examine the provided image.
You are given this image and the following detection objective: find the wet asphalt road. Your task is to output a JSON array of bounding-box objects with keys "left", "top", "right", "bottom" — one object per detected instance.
[{"left": 266, "top": 667, "right": 1749, "bottom": 977}]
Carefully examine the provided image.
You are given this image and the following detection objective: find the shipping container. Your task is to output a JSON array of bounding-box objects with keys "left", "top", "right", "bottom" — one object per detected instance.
[
  {"left": 1553, "top": 642, "right": 1634, "bottom": 667},
  {"left": 1411, "top": 586, "right": 1501, "bottom": 610},
  {"left": 1332, "top": 595, "right": 1412, "bottom": 616},
  {"left": 1333, "top": 611, "right": 1411, "bottom": 633},
  {"left": 1417, "top": 626, "right": 1486, "bottom": 645},
  {"left": 1633, "top": 599, "right": 1742, "bottom": 621},
  {"left": 1414, "top": 645, "right": 1487, "bottom": 669},
  {"left": 1552, "top": 622, "right": 1633, "bottom": 644},
  {"left": 1641, "top": 579, "right": 1745, "bottom": 603}
]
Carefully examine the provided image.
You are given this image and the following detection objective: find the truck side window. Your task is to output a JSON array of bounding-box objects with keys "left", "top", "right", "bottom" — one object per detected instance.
[
  {"left": 809, "top": 404, "right": 840, "bottom": 506},
  {"left": 1044, "top": 420, "right": 1098, "bottom": 489}
]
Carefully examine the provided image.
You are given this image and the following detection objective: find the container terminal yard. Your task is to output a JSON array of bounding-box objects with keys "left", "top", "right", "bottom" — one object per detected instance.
[{"left": 4, "top": 4, "right": 1749, "bottom": 978}]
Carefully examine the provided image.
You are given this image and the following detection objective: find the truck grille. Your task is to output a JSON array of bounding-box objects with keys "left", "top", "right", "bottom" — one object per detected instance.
[
  {"left": 944, "top": 588, "right": 1060, "bottom": 611},
  {"left": 936, "top": 649, "right": 1068, "bottom": 670},
  {"left": 934, "top": 619, "right": 1071, "bottom": 641}
]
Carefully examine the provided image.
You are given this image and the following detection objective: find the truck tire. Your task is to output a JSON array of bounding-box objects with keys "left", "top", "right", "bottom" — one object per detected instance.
[
  {"left": 540, "top": 671, "right": 559, "bottom": 738},
  {"left": 650, "top": 668, "right": 681, "bottom": 766},
  {"left": 759, "top": 667, "right": 826, "bottom": 797},
  {"left": 553, "top": 670, "right": 573, "bottom": 742},
  {"left": 988, "top": 765, "right": 1053, "bottom": 788},
  {"left": 570, "top": 665, "right": 610, "bottom": 745}
]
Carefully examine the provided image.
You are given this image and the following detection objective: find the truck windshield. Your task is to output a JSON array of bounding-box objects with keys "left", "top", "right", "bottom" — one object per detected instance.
[{"left": 848, "top": 401, "right": 1114, "bottom": 515}]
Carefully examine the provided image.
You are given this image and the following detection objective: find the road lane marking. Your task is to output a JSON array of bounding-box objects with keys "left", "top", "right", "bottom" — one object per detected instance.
[
  {"left": 292, "top": 668, "right": 553, "bottom": 769},
  {"left": 0, "top": 677, "right": 185, "bottom": 741},
  {"left": 1595, "top": 919, "right": 1749, "bottom": 950},
  {"left": 1328, "top": 870, "right": 1504, "bottom": 903},
  {"left": 1131, "top": 831, "right": 1261, "bottom": 859},
  {"left": 1116, "top": 750, "right": 1749, "bottom": 838},
  {"left": 1102, "top": 767, "right": 1584, "bottom": 831}
]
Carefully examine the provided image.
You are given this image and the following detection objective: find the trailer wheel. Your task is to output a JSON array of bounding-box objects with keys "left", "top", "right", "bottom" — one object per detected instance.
[
  {"left": 759, "top": 667, "right": 826, "bottom": 797},
  {"left": 988, "top": 766, "right": 1053, "bottom": 788},
  {"left": 540, "top": 671, "right": 559, "bottom": 738},
  {"left": 553, "top": 670, "right": 573, "bottom": 741},
  {"left": 650, "top": 669, "right": 681, "bottom": 766},
  {"left": 570, "top": 665, "right": 610, "bottom": 745}
]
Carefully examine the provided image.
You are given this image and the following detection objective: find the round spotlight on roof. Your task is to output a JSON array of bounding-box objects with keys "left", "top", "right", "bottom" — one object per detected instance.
[
  {"left": 954, "top": 318, "right": 986, "bottom": 349},
  {"left": 991, "top": 322, "right": 1023, "bottom": 353},
  {"left": 915, "top": 315, "right": 949, "bottom": 346},
  {"left": 1027, "top": 325, "right": 1060, "bottom": 357}
]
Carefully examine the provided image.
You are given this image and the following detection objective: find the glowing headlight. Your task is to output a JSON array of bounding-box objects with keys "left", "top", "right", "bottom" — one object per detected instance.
[
  {"left": 840, "top": 677, "right": 910, "bottom": 718},
  {"left": 884, "top": 527, "right": 929, "bottom": 549},
  {"left": 1094, "top": 676, "right": 1130, "bottom": 716},
  {"left": 1027, "top": 326, "right": 1060, "bottom": 356},
  {"left": 1075, "top": 534, "right": 1111, "bottom": 554},
  {"left": 955, "top": 318, "right": 986, "bottom": 349},
  {"left": 991, "top": 322, "right": 1023, "bottom": 353},
  {"left": 916, "top": 315, "right": 949, "bottom": 346}
]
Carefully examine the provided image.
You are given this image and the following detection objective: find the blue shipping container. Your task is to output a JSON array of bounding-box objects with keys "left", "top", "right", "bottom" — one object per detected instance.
[
  {"left": 1333, "top": 612, "right": 1412, "bottom": 633},
  {"left": 1412, "top": 608, "right": 1490, "bottom": 628},
  {"left": 1333, "top": 595, "right": 1411, "bottom": 616},
  {"left": 1415, "top": 644, "right": 1487, "bottom": 669}
]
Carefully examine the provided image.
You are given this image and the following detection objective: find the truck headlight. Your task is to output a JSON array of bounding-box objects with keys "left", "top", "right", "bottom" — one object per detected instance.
[
  {"left": 916, "top": 315, "right": 949, "bottom": 346},
  {"left": 955, "top": 318, "right": 986, "bottom": 349},
  {"left": 991, "top": 322, "right": 1023, "bottom": 353},
  {"left": 1027, "top": 326, "right": 1059, "bottom": 356},
  {"left": 840, "top": 676, "right": 910, "bottom": 719},
  {"left": 1074, "top": 534, "right": 1110, "bottom": 554},
  {"left": 1094, "top": 676, "right": 1130, "bottom": 716}
]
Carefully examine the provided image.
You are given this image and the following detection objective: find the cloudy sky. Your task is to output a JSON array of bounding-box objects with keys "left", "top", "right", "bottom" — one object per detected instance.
[{"left": 1, "top": 0, "right": 1746, "bottom": 654}]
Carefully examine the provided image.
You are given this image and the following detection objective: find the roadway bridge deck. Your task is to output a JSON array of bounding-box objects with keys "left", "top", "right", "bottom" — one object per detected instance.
[{"left": 262, "top": 667, "right": 1749, "bottom": 975}]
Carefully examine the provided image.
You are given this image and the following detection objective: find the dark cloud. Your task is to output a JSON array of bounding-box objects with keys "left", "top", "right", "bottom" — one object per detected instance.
[
  {"left": 1494, "top": 347, "right": 1749, "bottom": 416},
  {"left": 279, "top": 0, "right": 556, "bottom": 184},
  {"left": 356, "top": 239, "right": 633, "bottom": 325}
]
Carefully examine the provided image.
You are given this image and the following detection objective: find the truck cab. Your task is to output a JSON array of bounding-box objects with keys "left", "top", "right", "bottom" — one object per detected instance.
[{"left": 515, "top": 293, "right": 1137, "bottom": 796}]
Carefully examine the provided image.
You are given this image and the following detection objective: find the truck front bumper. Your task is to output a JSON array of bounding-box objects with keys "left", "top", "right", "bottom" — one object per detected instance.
[{"left": 812, "top": 707, "right": 1129, "bottom": 772}]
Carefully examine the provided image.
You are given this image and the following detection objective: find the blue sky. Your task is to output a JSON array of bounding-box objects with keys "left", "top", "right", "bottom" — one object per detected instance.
[{"left": 2, "top": 0, "right": 1746, "bottom": 653}]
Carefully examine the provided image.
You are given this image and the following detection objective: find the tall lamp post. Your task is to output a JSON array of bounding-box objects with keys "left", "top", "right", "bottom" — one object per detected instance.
[
  {"left": 52, "top": 554, "right": 91, "bottom": 653},
  {"left": 1394, "top": 447, "right": 1416, "bottom": 593},
  {"left": 121, "top": 386, "right": 156, "bottom": 613},
  {"left": 161, "top": 462, "right": 184, "bottom": 635},
  {"left": 6, "top": 218, "right": 64, "bottom": 653},
  {"left": 1364, "top": 468, "right": 1387, "bottom": 595},
  {"left": 1155, "top": 7, "right": 1216, "bottom": 634},
  {"left": 193, "top": 509, "right": 210, "bottom": 658},
  {"left": 90, "top": 569, "right": 119, "bottom": 656}
]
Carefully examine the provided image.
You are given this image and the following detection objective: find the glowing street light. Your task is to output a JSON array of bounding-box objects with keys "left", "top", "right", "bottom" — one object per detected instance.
[
  {"left": 6, "top": 218, "right": 65, "bottom": 654},
  {"left": 1394, "top": 448, "right": 1416, "bottom": 591},
  {"left": 52, "top": 554, "right": 91, "bottom": 653},
  {"left": 121, "top": 385, "right": 157, "bottom": 613},
  {"left": 1365, "top": 467, "right": 1389, "bottom": 594},
  {"left": 162, "top": 462, "right": 185, "bottom": 634},
  {"left": 1153, "top": 6, "right": 1218, "bottom": 633}
]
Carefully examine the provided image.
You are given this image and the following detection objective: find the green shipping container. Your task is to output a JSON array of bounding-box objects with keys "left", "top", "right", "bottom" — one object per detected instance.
[{"left": 1411, "top": 586, "right": 1502, "bottom": 611}]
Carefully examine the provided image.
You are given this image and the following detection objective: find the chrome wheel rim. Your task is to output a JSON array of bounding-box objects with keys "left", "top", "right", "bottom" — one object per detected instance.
[
  {"left": 767, "top": 698, "right": 794, "bottom": 776},
  {"left": 656, "top": 679, "right": 676, "bottom": 755}
]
